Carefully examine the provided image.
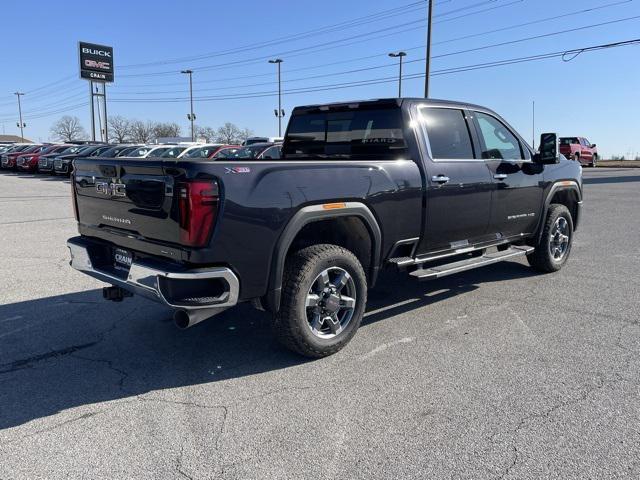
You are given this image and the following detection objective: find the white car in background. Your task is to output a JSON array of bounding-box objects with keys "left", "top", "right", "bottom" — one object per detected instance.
[{"left": 122, "top": 145, "right": 174, "bottom": 158}]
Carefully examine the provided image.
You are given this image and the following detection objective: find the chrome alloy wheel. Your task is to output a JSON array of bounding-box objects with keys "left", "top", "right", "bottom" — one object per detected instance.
[
  {"left": 549, "top": 216, "right": 570, "bottom": 261},
  {"left": 305, "top": 267, "right": 356, "bottom": 339}
]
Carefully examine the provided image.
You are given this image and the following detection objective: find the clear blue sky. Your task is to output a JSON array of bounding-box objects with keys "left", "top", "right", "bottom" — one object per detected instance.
[{"left": 0, "top": 0, "right": 638, "bottom": 157}]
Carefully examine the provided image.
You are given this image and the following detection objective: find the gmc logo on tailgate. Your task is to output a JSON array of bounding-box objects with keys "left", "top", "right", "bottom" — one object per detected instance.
[{"left": 96, "top": 182, "right": 126, "bottom": 197}]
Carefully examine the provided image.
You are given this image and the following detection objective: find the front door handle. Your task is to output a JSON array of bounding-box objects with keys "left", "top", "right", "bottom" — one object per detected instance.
[
  {"left": 431, "top": 175, "right": 450, "bottom": 184},
  {"left": 493, "top": 174, "right": 508, "bottom": 180}
]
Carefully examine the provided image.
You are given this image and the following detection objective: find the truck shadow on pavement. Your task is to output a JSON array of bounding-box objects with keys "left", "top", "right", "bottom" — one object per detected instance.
[{"left": 0, "top": 261, "right": 538, "bottom": 430}]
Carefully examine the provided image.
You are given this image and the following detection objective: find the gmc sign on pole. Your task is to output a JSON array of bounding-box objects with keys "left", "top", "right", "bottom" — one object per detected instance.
[{"left": 79, "top": 41, "right": 114, "bottom": 82}]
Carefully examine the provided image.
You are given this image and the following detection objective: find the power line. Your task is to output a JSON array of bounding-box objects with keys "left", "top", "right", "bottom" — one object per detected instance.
[
  {"left": 117, "top": 0, "right": 522, "bottom": 78},
  {"left": 2, "top": 38, "right": 636, "bottom": 122},
  {"left": 106, "top": 38, "right": 640, "bottom": 103},
  {"left": 107, "top": 13, "right": 640, "bottom": 101},
  {"left": 117, "top": 0, "right": 450, "bottom": 70}
]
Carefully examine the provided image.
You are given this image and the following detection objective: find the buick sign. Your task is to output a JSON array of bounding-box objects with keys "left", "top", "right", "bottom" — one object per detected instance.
[{"left": 79, "top": 41, "right": 114, "bottom": 83}]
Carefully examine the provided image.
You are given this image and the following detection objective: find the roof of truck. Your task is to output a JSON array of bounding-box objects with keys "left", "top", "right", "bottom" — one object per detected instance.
[{"left": 292, "top": 97, "right": 492, "bottom": 113}]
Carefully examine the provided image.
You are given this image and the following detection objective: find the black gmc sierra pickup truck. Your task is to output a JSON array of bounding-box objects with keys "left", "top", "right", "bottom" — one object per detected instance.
[{"left": 68, "top": 98, "right": 582, "bottom": 357}]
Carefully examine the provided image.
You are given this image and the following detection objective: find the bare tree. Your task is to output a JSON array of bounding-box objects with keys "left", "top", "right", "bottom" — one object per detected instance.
[
  {"left": 215, "top": 122, "right": 243, "bottom": 144},
  {"left": 153, "top": 122, "right": 181, "bottom": 139},
  {"left": 239, "top": 127, "right": 254, "bottom": 143},
  {"left": 194, "top": 125, "right": 217, "bottom": 142},
  {"left": 129, "top": 120, "right": 156, "bottom": 143},
  {"left": 50, "top": 116, "right": 87, "bottom": 142},
  {"left": 107, "top": 115, "right": 132, "bottom": 143}
]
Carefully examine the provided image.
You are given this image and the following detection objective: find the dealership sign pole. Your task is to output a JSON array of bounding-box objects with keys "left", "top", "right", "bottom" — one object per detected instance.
[{"left": 79, "top": 42, "right": 114, "bottom": 142}]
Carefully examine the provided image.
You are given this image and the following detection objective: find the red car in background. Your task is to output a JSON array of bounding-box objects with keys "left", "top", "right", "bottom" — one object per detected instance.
[
  {"left": 559, "top": 137, "right": 598, "bottom": 167},
  {"left": 1, "top": 144, "right": 43, "bottom": 170},
  {"left": 16, "top": 144, "right": 70, "bottom": 173}
]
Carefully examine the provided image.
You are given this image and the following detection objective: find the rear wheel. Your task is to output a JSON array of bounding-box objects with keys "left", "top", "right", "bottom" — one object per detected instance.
[
  {"left": 527, "top": 204, "right": 574, "bottom": 272},
  {"left": 573, "top": 153, "right": 581, "bottom": 164},
  {"left": 274, "top": 244, "right": 367, "bottom": 358}
]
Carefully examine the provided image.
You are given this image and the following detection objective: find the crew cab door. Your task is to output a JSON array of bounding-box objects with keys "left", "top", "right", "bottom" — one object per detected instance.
[
  {"left": 470, "top": 110, "right": 543, "bottom": 238},
  {"left": 415, "top": 106, "right": 494, "bottom": 254}
]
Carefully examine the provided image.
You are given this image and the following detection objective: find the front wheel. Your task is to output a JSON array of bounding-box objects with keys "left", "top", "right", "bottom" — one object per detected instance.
[
  {"left": 527, "top": 204, "right": 574, "bottom": 272},
  {"left": 590, "top": 154, "right": 598, "bottom": 168},
  {"left": 274, "top": 244, "right": 367, "bottom": 358}
]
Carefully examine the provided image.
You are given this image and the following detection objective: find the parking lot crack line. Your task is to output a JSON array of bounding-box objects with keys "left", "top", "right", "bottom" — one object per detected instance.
[
  {"left": 0, "top": 341, "right": 100, "bottom": 375},
  {"left": 494, "top": 340, "right": 636, "bottom": 479},
  {"left": 175, "top": 443, "right": 193, "bottom": 480},
  {"left": 70, "top": 353, "right": 129, "bottom": 390}
]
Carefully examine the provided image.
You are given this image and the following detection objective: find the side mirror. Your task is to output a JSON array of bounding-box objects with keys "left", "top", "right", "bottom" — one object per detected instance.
[
  {"left": 591, "top": 143, "right": 597, "bottom": 148},
  {"left": 535, "top": 132, "right": 560, "bottom": 164}
]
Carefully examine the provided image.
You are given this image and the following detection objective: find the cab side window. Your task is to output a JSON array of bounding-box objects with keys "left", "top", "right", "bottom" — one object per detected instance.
[
  {"left": 474, "top": 112, "right": 523, "bottom": 160},
  {"left": 420, "top": 107, "right": 475, "bottom": 160}
]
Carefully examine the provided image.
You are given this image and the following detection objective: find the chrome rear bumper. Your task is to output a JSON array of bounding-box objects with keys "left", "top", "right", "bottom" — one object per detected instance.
[{"left": 67, "top": 238, "right": 239, "bottom": 315}]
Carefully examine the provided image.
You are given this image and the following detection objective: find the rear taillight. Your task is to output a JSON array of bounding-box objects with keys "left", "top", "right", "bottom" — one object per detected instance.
[{"left": 178, "top": 180, "right": 220, "bottom": 247}]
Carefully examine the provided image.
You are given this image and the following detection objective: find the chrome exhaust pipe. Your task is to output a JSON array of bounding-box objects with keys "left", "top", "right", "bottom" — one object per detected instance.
[
  {"left": 173, "top": 308, "right": 221, "bottom": 329},
  {"left": 174, "top": 309, "right": 212, "bottom": 329}
]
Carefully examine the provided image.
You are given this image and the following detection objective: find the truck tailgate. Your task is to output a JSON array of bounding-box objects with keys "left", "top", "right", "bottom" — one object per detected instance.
[{"left": 73, "top": 158, "right": 180, "bottom": 245}]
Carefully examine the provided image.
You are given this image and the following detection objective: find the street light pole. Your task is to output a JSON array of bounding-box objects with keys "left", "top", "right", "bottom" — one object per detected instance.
[
  {"left": 424, "top": 0, "right": 435, "bottom": 98},
  {"left": 269, "top": 59, "right": 284, "bottom": 137},
  {"left": 181, "top": 69, "right": 195, "bottom": 141},
  {"left": 14, "top": 92, "right": 25, "bottom": 140},
  {"left": 388, "top": 52, "right": 407, "bottom": 97}
]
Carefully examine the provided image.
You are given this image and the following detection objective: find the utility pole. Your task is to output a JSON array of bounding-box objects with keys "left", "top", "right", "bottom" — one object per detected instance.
[
  {"left": 14, "top": 92, "right": 25, "bottom": 140},
  {"left": 103, "top": 83, "right": 109, "bottom": 143},
  {"left": 269, "top": 59, "right": 284, "bottom": 137},
  {"left": 96, "top": 85, "right": 103, "bottom": 142},
  {"left": 89, "top": 81, "right": 96, "bottom": 141},
  {"left": 424, "top": 0, "right": 435, "bottom": 98},
  {"left": 93, "top": 83, "right": 109, "bottom": 142},
  {"left": 388, "top": 52, "right": 407, "bottom": 97},
  {"left": 181, "top": 69, "right": 195, "bottom": 141}
]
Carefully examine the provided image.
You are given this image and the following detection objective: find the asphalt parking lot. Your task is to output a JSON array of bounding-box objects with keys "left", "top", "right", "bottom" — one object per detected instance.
[{"left": 0, "top": 168, "right": 639, "bottom": 479}]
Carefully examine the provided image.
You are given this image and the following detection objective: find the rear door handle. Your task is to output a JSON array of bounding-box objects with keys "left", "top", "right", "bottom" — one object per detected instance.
[
  {"left": 431, "top": 175, "right": 450, "bottom": 184},
  {"left": 493, "top": 174, "right": 508, "bottom": 180}
]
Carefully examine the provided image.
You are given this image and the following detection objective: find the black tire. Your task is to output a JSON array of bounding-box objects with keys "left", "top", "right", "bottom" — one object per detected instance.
[
  {"left": 573, "top": 153, "right": 580, "bottom": 164},
  {"left": 527, "top": 204, "right": 574, "bottom": 273},
  {"left": 273, "top": 244, "right": 367, "bottom": 358},
  {"left": 591, "top": 154, "right": 597, "bottom": 168}
]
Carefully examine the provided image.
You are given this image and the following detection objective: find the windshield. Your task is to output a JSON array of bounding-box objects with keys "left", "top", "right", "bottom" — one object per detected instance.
[
  {"left": 214, "top": 145, "right": 268, "bottom": 159},
  {"left": 115, "top": 147, "right": 139, "bottom": 157},
  {"left": 182, "top": 145, "right": 222, "bottom": 158},
  {"left": 161, "top": 146, "right": 187, "bottom": 158},
  {"left": 21, "top": 145, "right": 41, "bottom": 154},
  {"left": 59, "top": 145, "right": 83, "bottom": 155},
  {"left": 559, "top": 137, "right": 579, "bottom": 145},
  {"left": 147, "top": 147, "right": 171, "bottom": 157},
  {"left": 9, "top": 145, "right": 30, "bottom": 153},
  {"left": 89, "top": 146, "right": 112, "bottom": 156},
  {"left": 96, "top": 146, "right": 125, "bottom": 157},
  {"left": 127, "top": 147, "right": 154, "bottom": 157},
  {"left": 75, "top": 146, "right": 99, "bottom": 156}
]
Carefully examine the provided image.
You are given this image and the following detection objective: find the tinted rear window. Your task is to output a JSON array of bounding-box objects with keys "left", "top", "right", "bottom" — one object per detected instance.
[
  {"left": 283, "top": 108, "right": 407, "bottom": 159},
  {"left": 420, "top": 108, "right": 474, "bottom": 160}
]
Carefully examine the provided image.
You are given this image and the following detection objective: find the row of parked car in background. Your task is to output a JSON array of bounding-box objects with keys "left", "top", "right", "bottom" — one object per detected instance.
[
  {"left": 0, "top": 137, "right": 283, "bottom": 176},
  {"left": 1, "top": 134, "right": 596, "bottom": 176}
]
